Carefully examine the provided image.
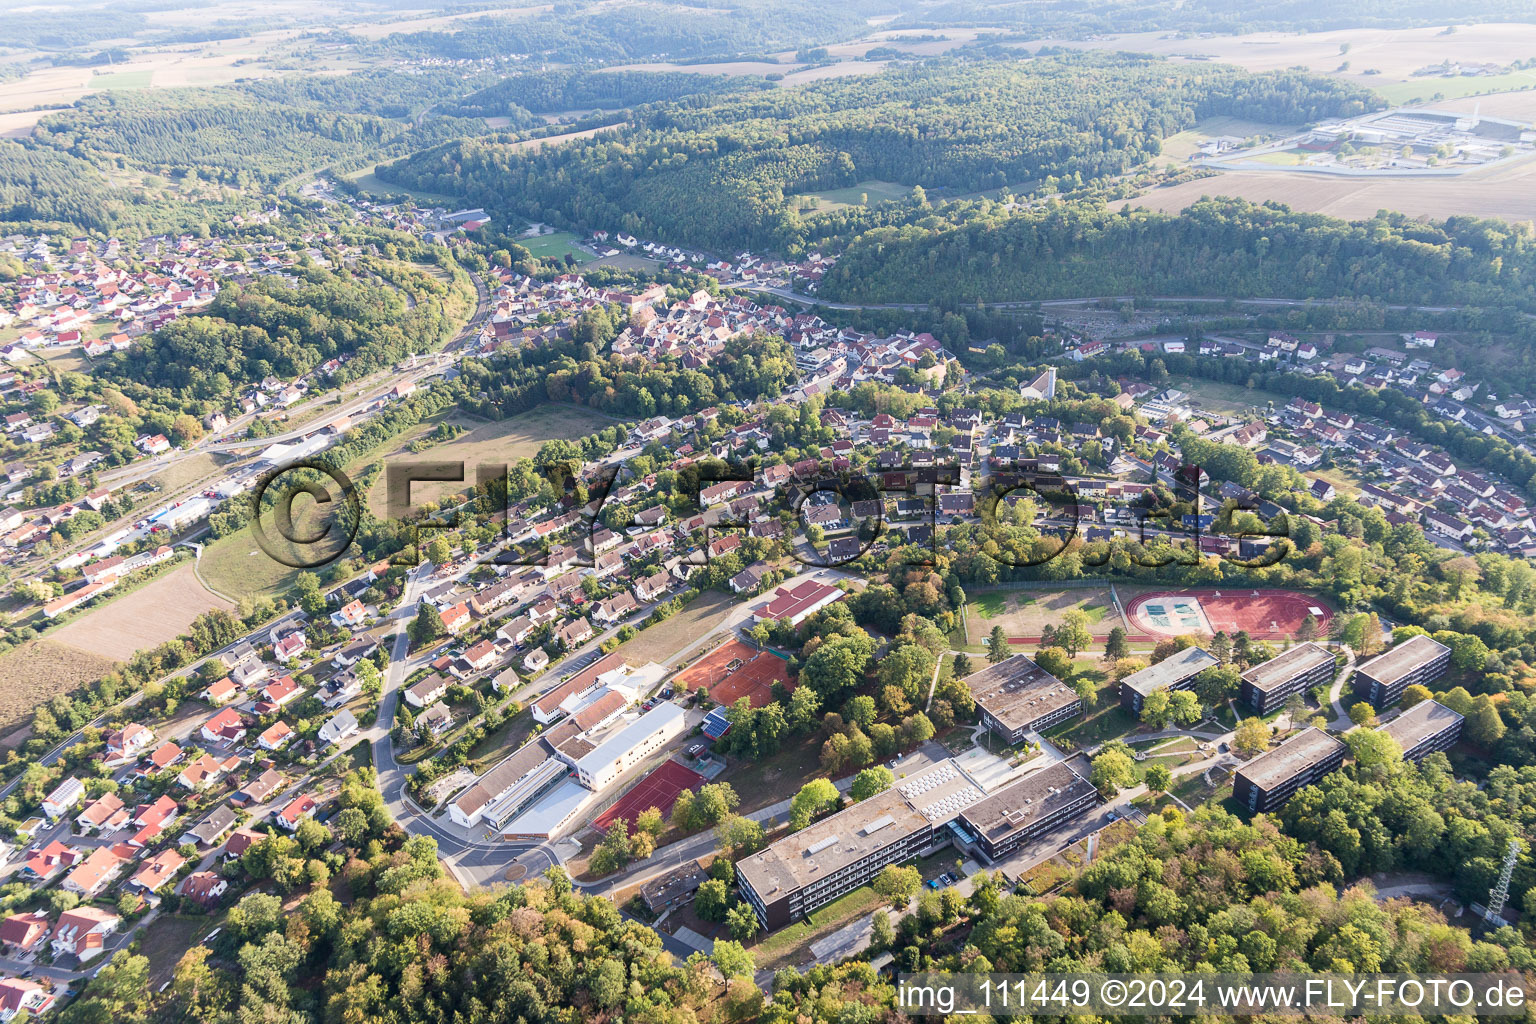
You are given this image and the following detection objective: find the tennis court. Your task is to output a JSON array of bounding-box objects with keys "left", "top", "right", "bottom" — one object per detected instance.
[
  {"left": 591, "top": 760, "right": 707, "bottom": 834},
  {"left": 673, "top": 638, "right": 793, "bottom": 709}
]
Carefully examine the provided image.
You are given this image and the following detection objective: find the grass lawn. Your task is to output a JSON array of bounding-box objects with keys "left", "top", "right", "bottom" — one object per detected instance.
[
  {"left": 362, "top": 403, "right": 620, "bottom": 515},
  {"left": 717, "top": 729, "right": 826, "bottom": 816},
  {"left": 1248, "top": 150, "right": 1304, "bottom": 166},
  {"left": 1170, "top": 375, "right": 1291, "bottom": 415},
  {"left": 467, "top": 706, "right": 536, "bottom": 772},
  {"left": 614, "top": 590, "right": 739, "bottom": 666},
  {"left": 1043, "top": 666, "right": 1132, "bottom": 751},
  {"left": 197, "top": 522, "right": 309, "bottom": 601},
  {"left": 348, "top": 165, "right": 463, "bottom": 203},
  {"left": 749, "top": 883, "right": 887, "bottom": 970},
  {"left": 788, "top": 179, "right": 911, "bottom": 214},
  {"left": 138, "top": 912, "right": 220, "bottom": 985},
  {"left": 970, "top": 592, "right": 1006, "bottom": 618},
  {"left": 516, "top": 230, "right": 595, "bottom": 264}
]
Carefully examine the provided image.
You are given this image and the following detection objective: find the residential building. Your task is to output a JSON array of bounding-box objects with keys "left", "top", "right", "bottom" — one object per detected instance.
[
  {"left": 0, "top": 911, "right": 51, "bottom": 954},
  {"left": 41, "top": 777, "right": 85, "bottom": 820},
  {"left": 62, "top": 846, "right": 127, "bottom": 897},
  {"left": 50, "top": 906, "right": 119, "bottom": 961},
  {"left": 276, "top": 794, "right": 317, "bottom": 831},
  {"left": 1379, "top": 699, "right": 1464, "bottom": 762},
  {"left": 1118, "top": 647, "right": 1219, "bottom": 713},
  {"left": 180, "top": 870, "right": 229, "bottom": 907},
  {"left": 963, "top": 655, "right": 1082, "bottom": 743},
  {"left": 0, "top": 978, "right": 54, "bottom": 1020},
  {"left": 128, "top": 849, "right": 185, "bottom": 893},
  {"left": 405, "top": 673, "right": 449, "bottom": 709},
  {"left": 1353, "top": 634, "right": 1452, "bottom": 708},
  {"left": 319, "top": 710, "right": 359, "bottom": 746},
  {"left": 1239, "top": 642, "right": 1335, "bottom": 714},
  {"left": 1233, "top": 728, "right": 1348, "bottom": 813}
]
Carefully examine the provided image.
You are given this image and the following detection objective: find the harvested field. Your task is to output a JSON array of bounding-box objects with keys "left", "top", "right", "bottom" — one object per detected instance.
[
  {"left": 1123, "top": 158, "right": 1536, "bottom": 224},
  {"left": 363, "top": 404, "right": 618, "bottom": 516},
  {"left": 51, "top": 562, "right": 234, "bottom": 661},
  {"left": 615, "top": 591, "right": 741, "bottom": 666},
  {"left": 0, "top": 639, "right": 120, "bottom": 728}
]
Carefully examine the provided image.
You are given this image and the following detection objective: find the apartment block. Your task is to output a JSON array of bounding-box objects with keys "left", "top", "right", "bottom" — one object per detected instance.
[
  {"left": 1353, "top": 634, "right": 1451, "bottom": 708},
  {"left": 1119, "top": 647, "right": 1219, "bottom": 713},
  {"left": 1233, "top": 728, "right": 1347, "bottom": 813},
  {"left": 1239, "top": 642, "right": 1335, "bottom": 714},
  {"left": 1379, "top": 699, "right": 1463, "bottom": 763}
]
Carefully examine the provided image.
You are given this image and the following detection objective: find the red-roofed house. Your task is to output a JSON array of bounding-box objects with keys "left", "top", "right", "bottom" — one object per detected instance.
[
  {"left": 127, "top": 848, "right": 184, "bottom": 893},
  {"left": 201, "top": 707, "right": 247, "bottom": 745},
  {"left": 258, "top": 720, "right": 294, "bottom": 751},
  {"left": 51, "top": 906, "right": 119, "bottom": 961},
  {"left": 62, "top": 845, "right": 127, "bottom": 897},
  {"left": 276, "top": 795, "right": 317, "bottom": 831},
  {"left": 0, "top": 977, "right": 55, "bottom": 1019},
  {"left": 0, "top": 911, "right": 51, "bottom": 954},
  {"left": 201, "top": 677, "right": 238, "bottom": 704},
  {"left": 180, "top": 870, "right": 229, "bottom": 907}
]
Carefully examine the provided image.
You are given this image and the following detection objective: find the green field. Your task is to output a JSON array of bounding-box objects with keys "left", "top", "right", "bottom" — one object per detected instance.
[
  {"left": 1170, "top": 375, "right": 1290, "bottom": 415},
  {"left": 1373, "top": 71, "right": 1536, "bottom": 106},
  {"left": 197, "top": 523, "right": 309, "bottom": 602},
  {"left": 348, "top": 166, "right": 463, "bottom": 203},
  {"left": 516, "top": 230, "right": 594, "bottom": 264},
  {"left": 790, "top": 179, "right": 911, "bottom": 213},
  {"left": 1248, "top": 151, "right": 1305, "bottom": 166},
  {"left": 92, "top": 70, "right": 153, "bottom": 90}
]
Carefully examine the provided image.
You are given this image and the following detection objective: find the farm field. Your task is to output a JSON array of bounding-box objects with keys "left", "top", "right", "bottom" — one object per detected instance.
[
  {"left": 1009, "top": 24, "right": 1536, "bottom": 83},
  {"left": 0, "top": 639, "right": 121, "bottom": 730},
  {"left": 347, "top": 166, "right": 463, "bottom": 203},
  {"left": 51, "top": 562, "right": 235, "bottom": 661},
  {"left": 1123, "top": 159, "right": 1536, "bottom": 224},
  {"left": 362, "top": 404, "right": 619, "bottom": 515}
]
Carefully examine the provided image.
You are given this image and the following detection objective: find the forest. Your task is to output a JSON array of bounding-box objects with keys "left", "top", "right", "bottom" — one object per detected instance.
[
  {"left": 445, "top": 69, "right": 771, "bottom": 121},
  {"left": 368, "top": 0, "right": 882, "bottom": 63},
  {"left": 378, "top": 53, "right": 1374, "bottom": 252},
  {"left": 820, "top": 196, "right": 1536, "bottom": 311}
]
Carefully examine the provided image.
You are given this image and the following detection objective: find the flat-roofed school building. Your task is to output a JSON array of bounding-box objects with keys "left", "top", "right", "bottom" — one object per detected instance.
[
  {"left": 1379, "top": 699, "right": 1463, "bottom": 762},
  {"left": 1239, "top": 642, "right": 1335, "bottom": 714},
  {"left": 953, "top": 760, "right": 1097, "bottom": 862},
  {"left": 964, "top": 655, "right": 1082, "bottom": 744},
  {"left": 1353, "top": 634, "right": 1451, "bottom": 708},
  {"left": 735, "top": 759, "right": 982, "bottom": 931},
  {"left": 1119, "top": 646, "right": 1219, "bottom": 713},
  {"left": 1233, "top": 728, "right": 1347, "bottom": 814}
]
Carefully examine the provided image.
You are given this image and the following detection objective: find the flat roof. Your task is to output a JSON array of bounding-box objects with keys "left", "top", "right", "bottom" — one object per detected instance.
[
  {"left": 964, "top": 655, "right": 1079, "bottom": 732},
  {"left": 1380, "top": 699, "right": 1464, "bottom": 751},
  {"left": 1356, "top": 634, "right": 1450, "bottom": 687},
  {"left": 1235, "top": 728, "right": 1347, "bottom": 792},
  {"left": 573, "top": 702, "right": 685, "bottom": 776},
  {"left": 1122, "top": 646, "right": 1219, "bottom": 698},
  {"left": 1241, "top": 642, "right": 1334, "bottom": 693},
  {"left": 736, "top": 758, "right": 985, "bottom": 900},
  {"left": 957, "top": 760, "right": 1095, "bottom": 843}
]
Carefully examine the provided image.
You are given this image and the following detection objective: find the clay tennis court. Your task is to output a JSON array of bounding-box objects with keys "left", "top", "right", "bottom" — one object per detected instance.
[
  {"left": 673, "top": 638, "right": 794, "bottom": 709},
  {"left": 591, "top": 760, "right": 706, "bottom": 834},
  {"left": 1126, "top": 589, "right": 1331, "bottom": 641}
]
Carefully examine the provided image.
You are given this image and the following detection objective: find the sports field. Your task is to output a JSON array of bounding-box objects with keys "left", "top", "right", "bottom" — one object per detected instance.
[
  {"left": 1126, "top": 589, "right": 1331, "bottom": 640},
  {"left": 672, "top": 638, "right": 792, "bottom": 708},
  {"left": 591, "top": 759, "right": 706, "bottom": 834},
  {"left": 968, "top": 588, "right": 1118, "bottom": 639}
]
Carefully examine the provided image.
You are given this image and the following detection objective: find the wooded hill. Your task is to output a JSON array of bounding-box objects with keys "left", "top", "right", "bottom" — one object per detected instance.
[{"left": 378, "top": 52, "right": 1375, "bottom": 253}]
